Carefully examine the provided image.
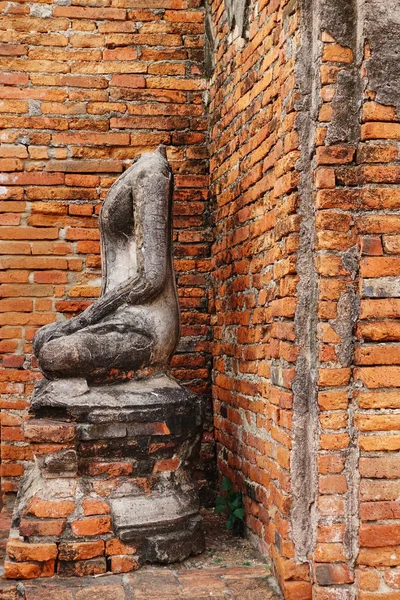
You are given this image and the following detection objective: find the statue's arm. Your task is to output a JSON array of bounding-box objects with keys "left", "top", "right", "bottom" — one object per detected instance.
[
  {"left": 131, "top": 165, "right": 171, "bottom": 303},
  {"left": 72, "top": 166, "right": 171, "bottom": 326},
  {"left": 33, "top": 275, "right": 144, "bottom": 355}
]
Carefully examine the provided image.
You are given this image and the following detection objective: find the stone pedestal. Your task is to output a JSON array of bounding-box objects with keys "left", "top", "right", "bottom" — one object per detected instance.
[{"left": 4, "top": 375, "right": 205, "bottom": 579}]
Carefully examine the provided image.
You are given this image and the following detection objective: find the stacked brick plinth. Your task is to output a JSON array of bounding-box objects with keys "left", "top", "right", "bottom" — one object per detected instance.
[
  {"left": 4, "top": 375, "right": 204, "bottom": 579},
  {"left": 5, "top": 417, "right": 128, "bottom": 579}
]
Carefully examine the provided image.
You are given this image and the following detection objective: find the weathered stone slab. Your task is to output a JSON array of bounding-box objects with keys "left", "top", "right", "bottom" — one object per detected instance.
[
  {"left": 362, "top": 277, "right": 400, "bottom": 297},
  {"left": 31, "top": 375, "right": 198, "bottom": 421},
  {"left": 6, "top": 376, "right": 204, "bottom": 576}
]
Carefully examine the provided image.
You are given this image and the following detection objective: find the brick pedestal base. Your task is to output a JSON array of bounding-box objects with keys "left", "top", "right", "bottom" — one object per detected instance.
[{"left": 4, "top": 375, "right": 204, "bottom": 579}]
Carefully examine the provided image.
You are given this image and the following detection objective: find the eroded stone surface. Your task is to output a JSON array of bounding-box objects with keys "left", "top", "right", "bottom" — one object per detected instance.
[{"left": 225, "top": 0, "right": 249, "bottom": 37}]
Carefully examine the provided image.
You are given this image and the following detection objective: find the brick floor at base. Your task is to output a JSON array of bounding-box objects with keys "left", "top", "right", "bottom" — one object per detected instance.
[
  {"left": 0, "top": 567, "right": 280, "bottom": 599},
  {"left": 0, "top": 504, "right": 280, "bottom": 599}
]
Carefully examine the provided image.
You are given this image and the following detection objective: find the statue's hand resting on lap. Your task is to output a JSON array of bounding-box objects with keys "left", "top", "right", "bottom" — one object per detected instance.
[
  {"left": 33, "top": 274, "right": 155, "bottom": 356},
  {"left": 33, "top": 321, "right": 69, "bottom": 356}
]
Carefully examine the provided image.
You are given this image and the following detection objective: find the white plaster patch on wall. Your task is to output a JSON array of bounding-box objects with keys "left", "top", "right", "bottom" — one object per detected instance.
[
  {"left": 0, "top": 174, "right": 16, "bottom": 184},
  {"left": 225, "top": 0, "right": 249, "bottom": 38}
]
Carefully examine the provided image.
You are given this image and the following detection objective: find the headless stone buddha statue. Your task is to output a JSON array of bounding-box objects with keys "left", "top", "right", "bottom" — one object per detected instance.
[
  {"left": 33, "top": 146, "right": 180, "bottom": 381},
  {"left": 6, "top": 147, "right": 204, "bottom": 576}
]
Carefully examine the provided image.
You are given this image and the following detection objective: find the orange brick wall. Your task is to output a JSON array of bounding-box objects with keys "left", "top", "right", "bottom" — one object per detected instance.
[
  {"left": 208, "top": 0, "right": 307, "bottom": 596},
  {"left": 209, "top": 0, "right": 400, "bottom": 598},
  {"left": 312, "top": 33, "right": 363, "bottom": 599},
  {"left": 312, "top": 6, "right": 400, "bottom": 598},
  {"left": 0, "top": 0, "right": 214, "bottom": 499},
  {"left": 315, "top": 36, "right": 400, "bottom": 600}
]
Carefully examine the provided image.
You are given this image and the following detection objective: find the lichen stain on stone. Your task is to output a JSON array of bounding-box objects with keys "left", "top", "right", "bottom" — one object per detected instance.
[
  {"left": 332, "top": 286, "right": 360, "bottom": 368},
  {"left": 204, "top": 2, "right": 215, "bottom": 78},
  {"left": 320, "top": 0, "right": 400, "bottom": 113},
  {"left": 327, "top": 69, "right": 361, "bottom": 146},
  {"left": 317, "top": 0, "right": 360, "bottom": 145},
  {"left": 291, "top": 0, "right": 320, "bottom": 562},
  {"left": 364, "top": 0, "right": 400, "bottom": 112},
  {"left": 319, "top": 0, "right": 357, "bottom": 48}
]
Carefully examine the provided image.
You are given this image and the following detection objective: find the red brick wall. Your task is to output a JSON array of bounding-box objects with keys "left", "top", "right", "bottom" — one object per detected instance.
[
  {"left": 208, "top": 0, "right": 306, "bottom": 596},
  {"left": 312, "top": 34, "right": 362, "bottom": 598},
  {"left": 209, "top": 0, "right": 400, "bottom": 598},
  {"left": 0, "top": 0, "right": 213, "bottom": 499},
  {"left": 313, "top": 16, "right": 400, "bottom": 600}
]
